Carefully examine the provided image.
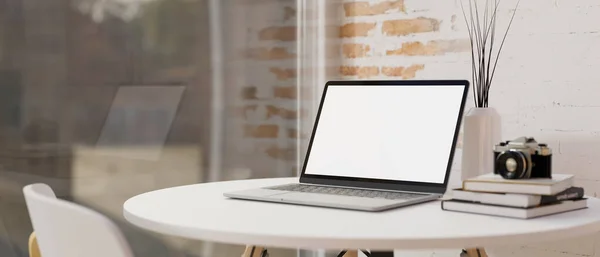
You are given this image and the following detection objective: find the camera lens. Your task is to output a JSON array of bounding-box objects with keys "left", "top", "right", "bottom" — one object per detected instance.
[
  {"left": 495, "top": 150, "right": 530, "bottom": 179},
  {"left": 505, "top": 158, "right": 518, "bottom": 172}
]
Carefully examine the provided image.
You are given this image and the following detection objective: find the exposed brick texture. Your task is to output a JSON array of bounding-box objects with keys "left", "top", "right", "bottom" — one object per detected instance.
[
  {"left": 232, "top": 0, "right": 301, "bottom": 179},
  {"left": 273, "top": 86, "right": 297, "bottom": 99},
  {"left": 241, "top": 86, "right": 258, "bottom": 99},
  {"left": 337, "top": 5, "right": 447, "bottom": 81},
  {"left": 382, "top": 17, "right": 440, "bottom": 36},
  {"left": 265, "top": 145, "right": 295, "bottom": 160},
  {"left": 334, "top": 0, "right": 475, "bottom": 85},
  {"left": 259, "top": 26, "right": 297, "bottom": 41},
  {"left": 339, "top": 22, "right": 377, "bottom": 37},
  {"left": 269, "top": 67, "right": 296, "bottom": 80},
  {"left": 342, "top": 43, "right": 371, "bottom": 58},
  {"left": 266, "top": 105, "right": 299, "bottom": 119},
  {"left": 381, "top": 64, "right": 425, "bottom": 78},
  {"left": 386, "top": 40, "right": 470, "bottom": 56},
  {"left": 343, "top": 1, "right": 405, "bottom": 17},
  {"left": 339, "top": 66, "right": 379, "bottom": 78},
  {"left": 246, "top": 47, "right": 295, "bottom": 60},
  {"left": 244, "top": 124, "right": 279, "bottom": 138},
  {"left": 287, "top": 128, "right": 299, "bottom": 138}
]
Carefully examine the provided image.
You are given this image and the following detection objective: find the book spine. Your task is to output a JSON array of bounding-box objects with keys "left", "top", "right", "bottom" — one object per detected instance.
[{"left": 539, "top": 187, "right": 584, "bottom": 205}]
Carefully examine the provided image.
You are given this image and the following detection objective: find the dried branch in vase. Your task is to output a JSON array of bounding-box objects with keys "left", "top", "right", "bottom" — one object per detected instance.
[{"left": 460, "top": 0, "right": 520, "bottom": 108}]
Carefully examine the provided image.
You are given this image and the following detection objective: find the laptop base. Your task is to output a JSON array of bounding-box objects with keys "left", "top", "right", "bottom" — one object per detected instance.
[{"left": 224, "top": 187, "right": 441, "bottom": 212}]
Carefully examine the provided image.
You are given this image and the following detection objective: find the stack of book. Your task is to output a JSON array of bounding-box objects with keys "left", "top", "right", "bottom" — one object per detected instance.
[{"left": 442, "top": 173, "right": 588, "bottom": 219}]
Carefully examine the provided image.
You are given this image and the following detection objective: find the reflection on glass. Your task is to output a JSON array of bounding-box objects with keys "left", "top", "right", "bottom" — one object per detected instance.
[
  {"left": 0, "top": 0, "right": 306, "bottom": 256},
  {"left": 96, "top": 85, "right": 185, "bottom": 160}
]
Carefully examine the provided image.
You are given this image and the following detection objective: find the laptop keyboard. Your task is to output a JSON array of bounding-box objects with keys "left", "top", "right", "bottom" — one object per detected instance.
[{"left": 267, "top": 184, "right": 427, "bottom": 200}]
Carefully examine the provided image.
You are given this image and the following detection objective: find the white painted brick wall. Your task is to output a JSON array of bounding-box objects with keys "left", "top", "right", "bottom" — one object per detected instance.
[{"left": 335, "top": 0, "right": 600, "bottom": 256}]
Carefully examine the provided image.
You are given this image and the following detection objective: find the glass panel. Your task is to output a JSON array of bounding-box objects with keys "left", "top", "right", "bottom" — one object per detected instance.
[{"left": 0, "top": 0, "right": 313, "bottom": 256}]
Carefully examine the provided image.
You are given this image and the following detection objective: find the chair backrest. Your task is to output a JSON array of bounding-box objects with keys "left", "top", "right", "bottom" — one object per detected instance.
[{"left": 23, "top": 183, "right": 134, "bottom": 257}]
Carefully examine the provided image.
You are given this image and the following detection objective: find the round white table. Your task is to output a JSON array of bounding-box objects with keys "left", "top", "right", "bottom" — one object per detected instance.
[{"left": 123, "top": 177, "right": 600, "bottom": 256}]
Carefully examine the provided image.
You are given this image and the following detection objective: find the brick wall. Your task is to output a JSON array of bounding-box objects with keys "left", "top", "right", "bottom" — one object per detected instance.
[
  {"left": 335, "top": 0, "right": 600, "bottom": 257},
  {"left": 224, "top": 0, "right": 304, "bottom": 179},
  {"left": 337, "top": 0, "right": 470, "bottom": 80}
]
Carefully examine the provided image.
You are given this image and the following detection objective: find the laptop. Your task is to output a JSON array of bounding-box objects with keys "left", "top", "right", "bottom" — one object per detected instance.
[{"left": 224, "top": 80, "right": 469, "bottom": 211}]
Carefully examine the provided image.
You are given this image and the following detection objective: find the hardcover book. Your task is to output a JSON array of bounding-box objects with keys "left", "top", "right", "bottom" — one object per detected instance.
[
  {"left": 462, "top": 173, "right": 574, "bottom": 195},
  {"left": 441, "top": 198, "right": 588, "bottom": 219},
  {"left": 450, "top": 187, "right": 584, "bottom": 208}
]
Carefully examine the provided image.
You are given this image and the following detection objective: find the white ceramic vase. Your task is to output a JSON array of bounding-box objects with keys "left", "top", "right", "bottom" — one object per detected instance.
[{"left": 461, "top": 107, "right": 501, "bottom": 180}]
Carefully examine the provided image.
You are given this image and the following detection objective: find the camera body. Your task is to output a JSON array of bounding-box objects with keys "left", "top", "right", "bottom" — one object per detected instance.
[{"left": 493, "top": 137, "right": 552, "bottom": 179}]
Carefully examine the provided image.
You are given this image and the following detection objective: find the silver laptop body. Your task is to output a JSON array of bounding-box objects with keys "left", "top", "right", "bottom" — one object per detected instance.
[{"left": 224, "top": 80, "right": 469, "bottom": 211}]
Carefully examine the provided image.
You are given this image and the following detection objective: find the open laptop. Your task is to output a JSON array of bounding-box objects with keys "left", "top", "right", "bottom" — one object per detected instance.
[{"left": 224, "top": 80, "right": 469, "bottom": 211}]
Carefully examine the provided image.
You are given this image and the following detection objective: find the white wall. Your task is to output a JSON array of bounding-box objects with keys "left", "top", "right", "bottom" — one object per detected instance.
[{"left": 335, "top": 0, "right": 600, "bottom": 256}]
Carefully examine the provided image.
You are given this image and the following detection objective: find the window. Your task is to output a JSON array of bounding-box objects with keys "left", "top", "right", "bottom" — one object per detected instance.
[{"left": 0, "top": 0, "right": 319, "bottom": 256}]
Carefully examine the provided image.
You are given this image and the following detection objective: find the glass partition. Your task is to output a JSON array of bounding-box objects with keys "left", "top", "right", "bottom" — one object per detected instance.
[{"left": 0, "top": 0, "right": 315, "bottom": 256}]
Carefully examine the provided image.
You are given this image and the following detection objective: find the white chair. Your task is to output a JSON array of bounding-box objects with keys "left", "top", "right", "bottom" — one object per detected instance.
[{"left": 23, "top": 183, "right": 134, "bottom": 257}]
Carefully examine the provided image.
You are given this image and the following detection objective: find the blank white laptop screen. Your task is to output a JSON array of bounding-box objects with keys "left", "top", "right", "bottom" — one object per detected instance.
[{"left": 304, "top": 85, "right": 464, "bottom": 184}]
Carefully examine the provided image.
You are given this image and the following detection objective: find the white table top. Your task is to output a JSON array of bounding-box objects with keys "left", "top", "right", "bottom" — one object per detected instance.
[{"left": 123, "top": 177, "right": 600, "bottom": 250}]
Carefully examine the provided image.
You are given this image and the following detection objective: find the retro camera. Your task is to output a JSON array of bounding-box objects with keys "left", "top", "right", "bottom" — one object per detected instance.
[{"left": 493, "top": 137, "right": 552, "bottom": 179}]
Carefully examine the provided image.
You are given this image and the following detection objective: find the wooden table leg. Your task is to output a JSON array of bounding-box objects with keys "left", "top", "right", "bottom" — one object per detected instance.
[
  {"left": 463, "top": 248, "right": 488, "bottom": 257},
  {"left": 340, "top": 250, "right": 358, "bottom": 257},
  {"left": 338, "top": 249, "right": 391, "bottom": 257},
  {"left": 242, "top": 245, "right": 268, "bottom": 257},
  {"left": 338, "top": 249, "right": 376, "bottom": 257}
]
